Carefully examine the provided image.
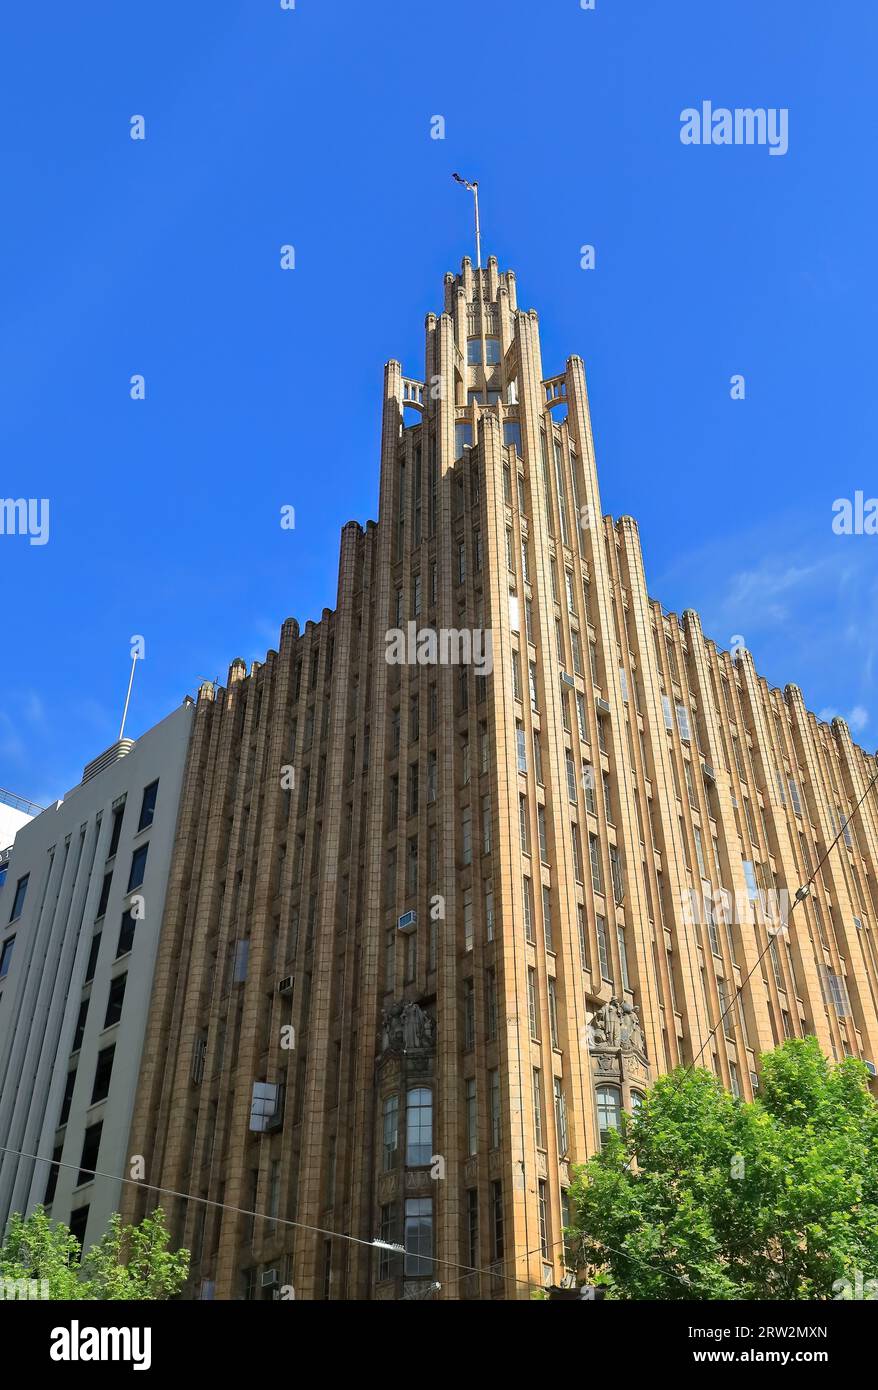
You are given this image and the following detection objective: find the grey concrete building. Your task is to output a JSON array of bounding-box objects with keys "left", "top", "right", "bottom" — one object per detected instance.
[{"left": 0, "top": 702, "right": 193, "bottom": 1249}]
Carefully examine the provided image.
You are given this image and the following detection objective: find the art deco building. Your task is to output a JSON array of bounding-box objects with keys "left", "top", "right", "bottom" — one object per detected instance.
[{"left": 123, "top": 256, "right": 878, "bottom": 1300}]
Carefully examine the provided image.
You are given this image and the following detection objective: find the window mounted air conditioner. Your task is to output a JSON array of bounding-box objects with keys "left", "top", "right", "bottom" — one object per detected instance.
[
  {"left": 261, "top": 1269, "right": 279, "bottom": 1288},
  {"left": 398, "top": 910, "right": 417, "bottom": 933},
  {"left": 277, "top": 976, "right": 294, "bottom": 995}
]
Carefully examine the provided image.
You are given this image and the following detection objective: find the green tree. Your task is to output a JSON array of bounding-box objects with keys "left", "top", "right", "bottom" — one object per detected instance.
[
  {"left": 83, "top": 1208, "right": 190, "bottom": 1300},
  {"left": 568, "top": 1038, "right": 878, "bottom": 1299},
  {"left": 0, "top": 1206, "right": 86, "bottom": 1299},
  {"left": 0, "top": 1206, "right": 189, "bottom": 1300}
]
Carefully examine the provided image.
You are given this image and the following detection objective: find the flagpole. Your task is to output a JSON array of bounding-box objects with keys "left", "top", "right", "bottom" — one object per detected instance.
[{"left": 472, "top": 182, "right": 481, "bottom": 269}]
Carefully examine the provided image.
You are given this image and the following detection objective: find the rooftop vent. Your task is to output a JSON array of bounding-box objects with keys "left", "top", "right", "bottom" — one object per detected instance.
[{"left": 81, "top": 739, "right": 136, "bottom": 785}]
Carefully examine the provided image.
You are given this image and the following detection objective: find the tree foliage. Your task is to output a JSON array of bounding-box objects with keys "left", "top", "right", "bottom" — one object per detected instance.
[
  {"left": 568, "top": 1038, "right": 878, "bottom": 1299},
  {"left": 0, "top": 1206, "right": 189, "bottom": 1300}
]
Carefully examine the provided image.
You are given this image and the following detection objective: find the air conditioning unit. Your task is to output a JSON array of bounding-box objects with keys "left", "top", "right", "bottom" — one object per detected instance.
[
  {"left": 596, "top": 697, "right": 611, "bottom": 715},
  {"left": 703, "top": 764, "right": 716, "bottom": 783},
  {"left": 560, "top": 671, "right": 575, "bottom": 688},
  {"left": 864, "top": 1060, "right": 877, "bottom": 1077},
  {"left": 749, "top": 1071, "right": 760, "bottom": 1092},
  {"left": 398, "top": 910, "right": 417, "bottom": 933},
  {"left": 277, "top": 976, "right": 294, "bottom": 995},
  {"left": 261, "top": 1269, "right": 279, "bottom": 1288}
]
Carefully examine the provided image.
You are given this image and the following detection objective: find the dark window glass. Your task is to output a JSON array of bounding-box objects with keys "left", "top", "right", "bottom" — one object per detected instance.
[
  {"left": 127, "top": 845, "right": 148, "bottom": 893},
  {"left": 72, "top": 998, "right": 89, "bottom": 1051},
  {"left": 59, "top": 1069, "right": 77, "bottom": 1126},
  {"left": 91, "top": 1045, "right": 115, "bottom": 1104},
  {"left": 69, "top": 1205, "right": 89, "bottom": 1250},
  {"left": 137, "top": 781, "right": 159, "bottom": 832},
  {"left": 116, "top": 910, "right": 136, "bottom": 958},
  {"left": 9, "top": 874, "right": 29, "bottom": 921},
  {"left": 484, "top": 338, "right": 501, "bottom": 365},
  {"left": 44, "top": 1143, "right": 63, "bottom": 1205},
  {"left": 84, "top": 934, "right": 101, "bottom": 983},
  {"left": 104, "top": 973, "right": 126, "bottom": 1029},
  {"left": 107, "top": 804, "right": 125, "bottom": 858},
  {"left": 96, "top": 873, "right": 112, "bottom": 919},
  {"left": 0, "top": 936, "right": 14, "bottom": 979},
  {"left": 77, "top": 1122, "right": 102, "bottom": 1185}
]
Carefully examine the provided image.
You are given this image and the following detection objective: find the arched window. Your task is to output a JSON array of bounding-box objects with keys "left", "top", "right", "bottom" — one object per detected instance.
[
  {"left": 406, "top": 1087, "right": 433, "bottom": 1166},
  {"left": 596, "top": 1086, "right": 622, "bottom": 1148},
  {"left": 630, "top": 1090, "right": 645, "bottom": 1114}
]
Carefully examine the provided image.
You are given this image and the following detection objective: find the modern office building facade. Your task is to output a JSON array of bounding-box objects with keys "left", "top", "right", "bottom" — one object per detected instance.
[
  {"left": 123, "top": 257, "right": 878, "bottom": 1300},
  {"left": 0, "top": 703, "right": 193, "bottom": 1249}
]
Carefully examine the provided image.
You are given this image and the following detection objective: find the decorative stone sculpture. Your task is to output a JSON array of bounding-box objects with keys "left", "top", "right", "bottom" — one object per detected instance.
[
  {"left": 381, "top": 999, "right": 435, "bottom": 1054},
  {"left": 589, "top": 997, "right": 646, "bottom": 1057}
]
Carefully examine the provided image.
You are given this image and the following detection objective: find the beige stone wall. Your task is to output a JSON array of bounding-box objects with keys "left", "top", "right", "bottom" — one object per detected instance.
[{"left": 124, "top": 259, "right": 878, "bottom": 1301}]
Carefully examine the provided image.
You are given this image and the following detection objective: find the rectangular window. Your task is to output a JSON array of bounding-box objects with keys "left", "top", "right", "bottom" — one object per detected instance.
[
  {"left": 676, "top": 704, "right": 691, "bottom": 742},
  {"left": 9, "top": 874, "right": 29, "bottom": 922},
  {"left": 596, "top": 914, "right": 611, "bottom": 980},
  {"left": 72, "top": 997, "right": 89, "bottom": 1051},
  {"left": 566, "top": 749, "right": 577, "bottom": 803},
  {"left": 464, "top": 977, "right": 475, "bottom": 1048},
  {"left": 577, "top": 903, "right": 589, "bottom": 969},
  {"left": 127, "top": 845, "right": 148, "bottom": 894},
  {"left": 548, "top": 977, "right": 559, "bottom": 1048},
  {"left": 538, "top": 805, "right": 548, "bottom": 862},
  {"left": 455, "top": 422, "right": 473, "bottom": 458},
  {"left": 137, "top": 781, "right": 159, "bottom": 832},
  {"left": 491, "top": 1180, "right": 504, "bottom": 1260},
  {"left": 554, "top": 1077, "right": 569, "bottom": 1155},
  {"left": 0, "top": 935, "right": 15, "bottom": 979},
  {"left": 617, "top": 925, "right": 630, "bottom": 991},
  {"left": 538, "top": 1180, "right": 550, "bottom": 1258},
  {"left": 461, "top": 808, "right": 472, "bottom": 867},
  {"left": 463, "top": 888, "right": 474, "bottom": 953},
  {"left": 404, "top": 1198, "right": 433, "bottom": 1277},
  {"left": 489, "top": 1068, "right": 501, "bottom": 1147},
  {"left": 465, "top": 1077, "right": 477, "bottom": 1156},
  {"left": 104, "top": 973, "right": 127, "bottom": 1029},
  {"left": 516, "top": 721, "right": 527, "bottom": 773},
  {"left": 519, "top": 796, "right": 529, "bottom": 854},
  {"left": 77, "top": 1122, "right": 102, "bottom": 1186},
  {"left": 523, "top": 875, "right": 535, "bottom": 943},
  {"left": 527, "top": 967, "right": 538, "bottom": 1038},
  {"left": 486, "top": 966, "right": 497, "bottom": 1038},
  {"left": 532, "top": 1068, "right": 544, "bottom": 1147},
  {"left": 542, "top": 885, "right": 554, "bottom": 951},
  {"left": 589, "top": 834, "right": 603, "bottom": 894},
  {"left": 107, "top": 805, "right": 125, "bottom": 859},
  {"left": 84, "top": 933, "right": 101, "bottom": 984},
  {"left": 59, "top": 1069, "right": 77, "bottom": 1126},
  {"left": 382, "top": 1094, "right": 399, "bottom": 1170},
  {"left": 96, "top": 872, "right": 112, "bottom": 920},
  {"left": 90, "top": 1045, "right": 115, "bottom": 1104}
]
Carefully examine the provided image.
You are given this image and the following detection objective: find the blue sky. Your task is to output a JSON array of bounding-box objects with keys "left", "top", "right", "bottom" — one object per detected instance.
[{"left": 1, "top": 0, "right": 876, "bottom": 806}]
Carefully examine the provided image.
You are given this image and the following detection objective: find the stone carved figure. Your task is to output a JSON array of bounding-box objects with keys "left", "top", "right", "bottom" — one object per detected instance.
[
  {"left": 381, "top": 999, "right": 435, "bottom": 1053},
  {"left": 589, "top": 998, "right": 646, "bottom": 1055}
]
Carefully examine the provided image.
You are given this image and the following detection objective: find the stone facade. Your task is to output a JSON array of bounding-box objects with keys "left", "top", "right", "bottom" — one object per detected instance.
[{"left": 122, "top": 257, "right": 878, "bottom": 1300}]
